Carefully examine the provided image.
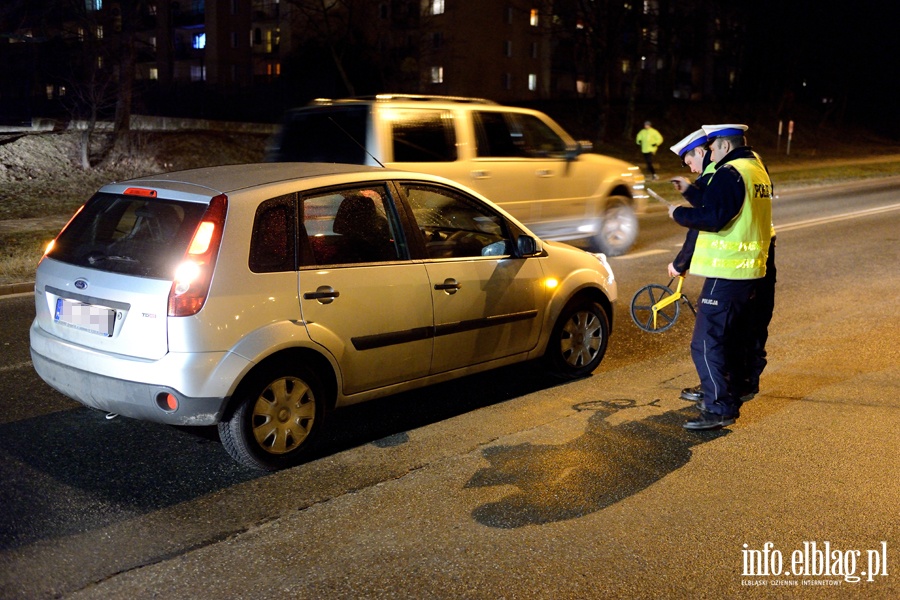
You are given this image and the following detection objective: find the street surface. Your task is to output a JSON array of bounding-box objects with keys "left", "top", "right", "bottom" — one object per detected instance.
[{"left": 1, "top": 177, "right": 899, "bottom": 599}]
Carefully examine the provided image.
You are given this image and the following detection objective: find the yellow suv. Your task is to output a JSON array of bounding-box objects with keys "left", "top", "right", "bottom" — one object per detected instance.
[{"left": 267, "top": 95, "right": 647, "bottom": 256}]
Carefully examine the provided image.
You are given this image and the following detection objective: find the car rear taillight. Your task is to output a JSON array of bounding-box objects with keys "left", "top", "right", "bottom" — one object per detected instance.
[{"left": 168, "top": 194, "right": 228, "bottom": 317}]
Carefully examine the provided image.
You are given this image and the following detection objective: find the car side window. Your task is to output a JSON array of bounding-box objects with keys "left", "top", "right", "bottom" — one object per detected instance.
[
  {"left": 473, "top": 111, "right": 527, "bottom": 158},
  {"left": 516, "top": 113, "right": 568, "bottom": 157},
  {"left": 301, "top": 186, "right": 406, "bottom": 266},
  {"left": 400, "top": 183, "right": 512, "bottom": 259},
  {"left": 249, "top": 194, "right": 297, "bottom": 273},
  {"left": 390, "top": 109, "right": 457, "bottom": 162}
]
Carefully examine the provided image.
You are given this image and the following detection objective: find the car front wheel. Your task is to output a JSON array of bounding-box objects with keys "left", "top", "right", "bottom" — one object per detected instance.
[
  {"left": 591, "top": 195, "right": 637, "bottom": 256},
  {"left": 218, "top": 362, "right": 326, "bottom": 471},
  {"left": 544, "top": 299, "right": 610, "bottom": 379}
]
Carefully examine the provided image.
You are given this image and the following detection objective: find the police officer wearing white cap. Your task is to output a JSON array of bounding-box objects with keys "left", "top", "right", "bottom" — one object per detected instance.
[
  {"left": 666, "top": 124, "right": 773, "bottom": 430},
  {"left": 667, "top": 129, "right": 715, "bottom": 278}
]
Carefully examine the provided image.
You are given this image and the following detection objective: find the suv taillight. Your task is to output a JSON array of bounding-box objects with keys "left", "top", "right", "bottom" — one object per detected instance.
[{"left": 168, "top": 194, "right": 228, "bottom": 317}]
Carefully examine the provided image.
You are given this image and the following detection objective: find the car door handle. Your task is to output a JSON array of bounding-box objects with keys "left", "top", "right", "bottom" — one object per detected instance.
[
  {"left": 303, "top": 285, "right": 340, "bottom": 304},
  {"left": 471, "top": 170, "right": 490, "bottom": 179},
  {"left": 535, "top": 169, "right": 553, "bottom": 177},
  {"left": 434, "top": 278, "right": 461, "bottom": 295}
]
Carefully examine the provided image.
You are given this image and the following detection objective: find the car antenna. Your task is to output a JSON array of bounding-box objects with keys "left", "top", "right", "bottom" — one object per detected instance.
[{"left": 327, "top": 116, "right": 386, "bottom": 168}]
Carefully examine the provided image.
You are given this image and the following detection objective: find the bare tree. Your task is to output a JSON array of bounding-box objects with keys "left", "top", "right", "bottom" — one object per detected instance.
[
  {"left": 283, "top": 0, "right": 364, "bottom": 96},
  {"left": 63, "top": 65, "right": 118, "bottom": 169},
  {"left": 573, "top": 0, "right": 632, "bottom": 142}
]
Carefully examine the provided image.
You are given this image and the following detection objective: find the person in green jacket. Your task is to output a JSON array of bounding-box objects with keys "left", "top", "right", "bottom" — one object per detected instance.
[{"left": 636, "top": 121, "right": 663, "bottom": 180}]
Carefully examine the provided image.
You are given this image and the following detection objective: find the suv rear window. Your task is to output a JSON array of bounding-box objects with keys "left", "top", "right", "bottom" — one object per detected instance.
[
  {"left": 47, "top": 193, "right": 207, "bottom": 279},
  {"left": 272, "top": 106, "right": 369, "bottom": 163}
]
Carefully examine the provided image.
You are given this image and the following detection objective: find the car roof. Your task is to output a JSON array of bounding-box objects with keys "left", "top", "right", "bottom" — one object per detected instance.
[
  {"left": 306, "top": 94, "right": 498, "bottom": 107},
  {"left": 106, "top": 163, "right": 403, "bottom": 196},
  {"left": 99, "top": 162, "right": 504, "bottom": 209}
]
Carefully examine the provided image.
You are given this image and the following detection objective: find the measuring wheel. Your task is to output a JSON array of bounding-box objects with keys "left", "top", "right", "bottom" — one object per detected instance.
[{"left": 630, "top": 282, "right": 680, "bottom": 333}]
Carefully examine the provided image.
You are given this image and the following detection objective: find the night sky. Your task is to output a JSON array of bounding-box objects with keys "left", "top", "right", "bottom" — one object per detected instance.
[{"left": 747, "top": 0, "right": 900, "bottom": 136}]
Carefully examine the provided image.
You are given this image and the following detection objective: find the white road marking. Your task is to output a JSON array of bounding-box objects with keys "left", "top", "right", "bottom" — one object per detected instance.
[
  {"left": 777, "top": 203, "right": 900, "bottom": 233},
  {"left": 0, "top": 360, "right": 33, "bottom": 373}
]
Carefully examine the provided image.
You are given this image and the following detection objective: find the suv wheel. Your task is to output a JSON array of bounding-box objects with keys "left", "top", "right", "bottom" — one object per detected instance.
[
  {"left": 591, "top": 195, "right": 637, "bottom": 256},
  {"left": 544, "top": 299, "right": 610, "bottom": 379},
  {"left": 218, "top": 362, "right": 326, "bottom": 471}
]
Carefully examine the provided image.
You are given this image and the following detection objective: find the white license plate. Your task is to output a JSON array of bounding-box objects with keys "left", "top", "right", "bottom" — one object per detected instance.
[{"left": 54, "top": 298, "right": 116, "bottom": 337}]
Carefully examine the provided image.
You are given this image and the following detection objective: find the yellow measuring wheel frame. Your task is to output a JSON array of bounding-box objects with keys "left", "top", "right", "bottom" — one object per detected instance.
[{"left": 630, "top": 275, "right": 696, "bottom": 333}]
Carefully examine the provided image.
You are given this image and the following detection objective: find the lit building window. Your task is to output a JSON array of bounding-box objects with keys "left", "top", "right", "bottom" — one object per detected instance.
[
  {"left": 46, "top": 85, "right": 54, "bottom": 100},
  {"left": 149, "top": 67, "right": 159, "bottom": 80},
  {"left": 528, "top": 73, "right": 537, "bottom": 91},
  {"left": 96, "top": 25, "right": 103, "bottom": 39},
  {"left": 59, "top": 86, "right": 66, "bottom": 96},
  {"left": 149, "top": 4, "right": 157, "bottom": 16},
  {"left": 77, "top": 27, "right": 85, "bottom": 41},
  {"left": 86, "top": 0, "right": 102, "bottom": 11},
  {"left": 150, "top": 36, "right": 157, "bottom": 51},
  {"left": 621, "top": 59, "right": 631, "bottom": 74},
  {"left": 193, "top": 33, "right": 206, "bottom": 49},
  {"left": 530, "top": 9, "right": 539, "bottom": 26},
  {"left": 191, "top": 65, "right": 206, "bottom": 81},
  {"left": 97, "top": 56, "right": 103, "bottom": 68},
  {"left": 430, "top": 66, "right": 443, "bottom": 84},
  {"left": 422, "top": 0, "right": 444, "bottom": 16}
]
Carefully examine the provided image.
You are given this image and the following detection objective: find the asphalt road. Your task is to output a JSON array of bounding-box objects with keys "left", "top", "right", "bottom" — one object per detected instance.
[{"left": 1, "top": 177, "right": 899, "bottom": 599}]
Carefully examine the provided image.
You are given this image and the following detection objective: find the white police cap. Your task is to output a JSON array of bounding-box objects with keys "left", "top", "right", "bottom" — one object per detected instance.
[
  {"left": 669, "top": 129, "right": 708, "bottom": 157},
  {"left": 702, "top": 124, "right": 749, "bottom": 139}
]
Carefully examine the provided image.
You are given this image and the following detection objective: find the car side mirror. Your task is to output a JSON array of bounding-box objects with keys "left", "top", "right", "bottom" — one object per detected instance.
[
  {"left": 565, "top": 140, "right": 592, "bottom": 160},
  {"left": 516, "top": 235, "right": 541, "bottom": 257}
]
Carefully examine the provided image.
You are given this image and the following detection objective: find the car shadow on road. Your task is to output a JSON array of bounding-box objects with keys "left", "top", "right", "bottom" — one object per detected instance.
[
  {"left": 0, "top": 360, "right": 563, "bottom": 551},
  {"left": 465, "top": 399, "right": 729, "bottom": 528}
]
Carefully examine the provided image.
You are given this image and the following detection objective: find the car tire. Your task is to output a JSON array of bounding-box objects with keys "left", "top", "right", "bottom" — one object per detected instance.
[
  {"left": 218, "top": 361, "right": 326, "bottom": 471},
  {"left": 591, "top": 195, "right": 638, "bottom": 256},
  {"left": 544, "top": 299, "right": 610, "bottom": 379}
]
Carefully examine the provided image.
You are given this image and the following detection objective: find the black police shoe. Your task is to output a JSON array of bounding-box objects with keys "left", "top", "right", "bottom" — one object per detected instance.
[
  {"left": 680, "top": 385, "right": 702, "bottom": 401},
  {"left": 739, "top": 387, "right": 758, "bottom": 402},
  {"left": 683, "top": 410, "right": 736, "bottom": 430}
]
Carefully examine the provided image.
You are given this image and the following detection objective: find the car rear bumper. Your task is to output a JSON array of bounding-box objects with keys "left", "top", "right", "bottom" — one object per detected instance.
[{"left": 31, "top": 349, "right": 227, "bottom": 426}]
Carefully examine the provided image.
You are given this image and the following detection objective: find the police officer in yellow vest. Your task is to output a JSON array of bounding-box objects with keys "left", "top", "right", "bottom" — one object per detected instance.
[{"left": 667, "top": 124, "right": 772, "bottom": 430}]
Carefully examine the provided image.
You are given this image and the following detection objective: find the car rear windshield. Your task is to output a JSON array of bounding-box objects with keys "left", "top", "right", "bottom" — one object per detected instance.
[
  {"left": 47, "top": 193, "right": 208, "bottom": 280},
  {"left": 273, "top": 106, "right": 369, "bottom": 163}
]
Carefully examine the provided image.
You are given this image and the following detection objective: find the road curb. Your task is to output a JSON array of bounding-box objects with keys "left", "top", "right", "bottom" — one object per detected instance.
[{"left": 0, "top": 282, "right": 34, "bottom": 296}]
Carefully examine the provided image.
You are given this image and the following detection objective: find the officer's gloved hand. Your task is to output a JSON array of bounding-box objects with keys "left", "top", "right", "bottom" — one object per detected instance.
[{"left": 671, "top": 177, "right": 690, "bottom": 193}]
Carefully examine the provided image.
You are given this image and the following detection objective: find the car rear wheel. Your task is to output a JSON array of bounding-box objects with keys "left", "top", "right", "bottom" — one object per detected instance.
[
  {"left": 218, "top": 362, "right": 326, "bottom": 471},
  {"left": 544, "top": 299, "right": 610, "bottom": 379},
  {"left": 591, "top": 195, "right": 637, "bottom": 256}
]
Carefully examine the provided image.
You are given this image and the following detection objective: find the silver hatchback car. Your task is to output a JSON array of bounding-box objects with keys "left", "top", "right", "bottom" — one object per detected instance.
[{"left": 30, "top": 163, "right": 617, "bottom": 470}]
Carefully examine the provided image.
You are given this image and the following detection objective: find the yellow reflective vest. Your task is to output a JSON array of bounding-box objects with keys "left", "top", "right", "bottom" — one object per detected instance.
[
  {"left": 690, "top": 157, "right": 772, "bottom": 279},
  {"left": 636, "top": 127, "right": 663, "bottom": 154}
]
